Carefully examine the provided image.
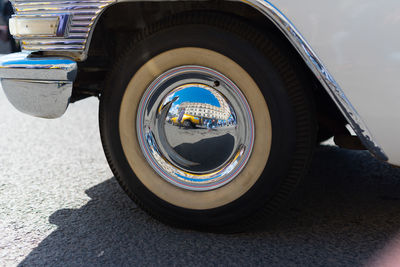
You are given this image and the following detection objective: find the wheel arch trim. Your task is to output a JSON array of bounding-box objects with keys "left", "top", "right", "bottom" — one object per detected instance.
[{"left": 238, "top": 0, "right": 387, "bottom": 161}]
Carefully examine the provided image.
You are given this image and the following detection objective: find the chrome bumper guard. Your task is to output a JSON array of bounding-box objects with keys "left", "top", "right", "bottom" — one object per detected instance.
[{"left": 0, "top": 52, "right": 77, "bottom": 118}]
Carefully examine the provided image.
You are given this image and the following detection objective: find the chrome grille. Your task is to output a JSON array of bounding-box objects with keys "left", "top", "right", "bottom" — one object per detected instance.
[{"left": 12, "top": 0, "right": 115, "bottom": 58}]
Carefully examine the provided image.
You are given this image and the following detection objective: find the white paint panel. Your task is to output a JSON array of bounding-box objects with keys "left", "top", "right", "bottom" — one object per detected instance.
[{"left": 268, "top": 0, "right": 400, "bottom": 164}]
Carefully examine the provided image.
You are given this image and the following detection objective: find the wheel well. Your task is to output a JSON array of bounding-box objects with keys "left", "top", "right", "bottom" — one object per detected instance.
[{"left": 72, "top": 1, "right": 346, "bottom": 135}]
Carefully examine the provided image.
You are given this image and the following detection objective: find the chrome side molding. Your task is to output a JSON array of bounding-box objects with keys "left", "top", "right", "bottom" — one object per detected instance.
[
  {"left": 12, "top": 0, "right": 115, "bottom": 60},
  {"left": 241, "top": 0, "right": 388, "bottom": 161},
  {"left": 0, "top": 52, "right": 77, "bottom": 119}
]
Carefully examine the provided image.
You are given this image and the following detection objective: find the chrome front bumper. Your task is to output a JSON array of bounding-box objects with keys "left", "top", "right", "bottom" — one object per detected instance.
[{"left": 0, "top": 52, "right": 77, "bottom": 118}]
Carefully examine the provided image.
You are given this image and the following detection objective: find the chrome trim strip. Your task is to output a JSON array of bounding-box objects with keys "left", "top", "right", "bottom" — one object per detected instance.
[
  {"left": 241, "top": 0, "right": 387, "bottom": 161},
  {"left": 11, "top": 0, "right": 115, "bottom": 59},
  {"left": 56, "top": 14, "right": 71, "bottom": 37}
]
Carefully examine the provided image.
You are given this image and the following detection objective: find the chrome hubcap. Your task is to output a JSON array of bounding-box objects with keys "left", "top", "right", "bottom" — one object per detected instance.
[{"left": 137, "top": 66, "right": 254, "bottom": 191}]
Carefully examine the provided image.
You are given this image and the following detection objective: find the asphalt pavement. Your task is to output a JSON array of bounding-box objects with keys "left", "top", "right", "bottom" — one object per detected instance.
[{"left": 2, "top": 66, "right": 400, "bottom": 266}]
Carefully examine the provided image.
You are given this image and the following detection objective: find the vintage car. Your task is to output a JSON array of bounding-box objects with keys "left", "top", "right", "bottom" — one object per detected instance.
[
  {"left": 0, "top": 0, "right": 397, "bottom": 232},
  {"left": 171, "top": 114, "right": 202, "bottom": 128}
]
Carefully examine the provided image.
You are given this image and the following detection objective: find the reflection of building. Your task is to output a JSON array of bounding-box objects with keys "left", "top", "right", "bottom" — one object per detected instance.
[{"left": 178, "top": 89, "right": 231, "bottom": 120}]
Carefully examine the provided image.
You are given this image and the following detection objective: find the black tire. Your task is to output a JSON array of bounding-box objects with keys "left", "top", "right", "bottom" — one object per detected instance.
[
  {"left": 99, "top": 12, "right": 316, "bottom": 232},
  {"left": 183, "top": 120, "right": 193, "bottom": 128}
]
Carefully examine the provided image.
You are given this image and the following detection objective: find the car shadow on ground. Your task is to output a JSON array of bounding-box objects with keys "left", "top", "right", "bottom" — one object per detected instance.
[{"left": 18, "top": 145, "right": 400, "bottom": 266}]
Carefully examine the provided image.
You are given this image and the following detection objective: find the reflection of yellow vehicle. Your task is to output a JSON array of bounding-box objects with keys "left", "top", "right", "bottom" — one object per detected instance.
[{"left": 171, "top": 114, "right": 202, "bottom": 128}]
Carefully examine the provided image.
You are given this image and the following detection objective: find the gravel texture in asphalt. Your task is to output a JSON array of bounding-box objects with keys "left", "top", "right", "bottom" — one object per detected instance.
[{"left": 2, "top": 86, "right": 400, "bottom": 267}]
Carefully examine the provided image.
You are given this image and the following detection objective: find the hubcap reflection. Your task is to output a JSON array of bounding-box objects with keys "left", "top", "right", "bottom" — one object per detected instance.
[{"left": 137, "top": 66, "right": 254, "bottom": 191}]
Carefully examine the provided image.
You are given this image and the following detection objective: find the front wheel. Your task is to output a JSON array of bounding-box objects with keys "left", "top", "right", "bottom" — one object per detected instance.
[
  {"left": 182, "top": 120, "right": 194, "bottom": 129},
  {"left": 99, "top": 13, "right": 316, "bottom": 232}
]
